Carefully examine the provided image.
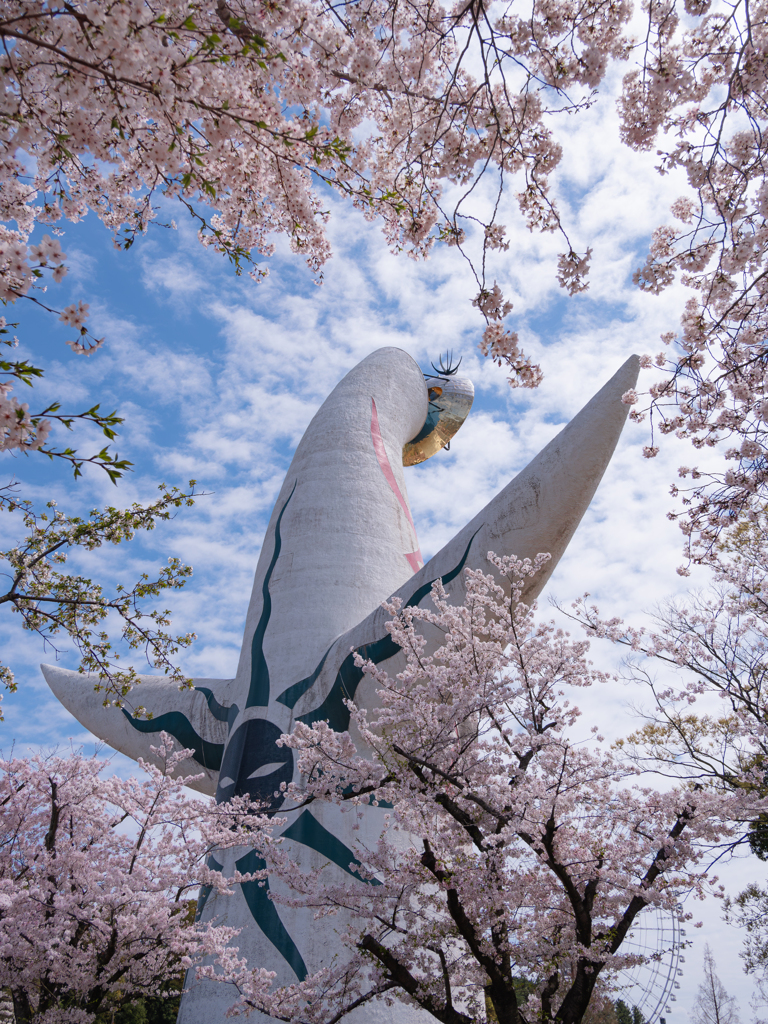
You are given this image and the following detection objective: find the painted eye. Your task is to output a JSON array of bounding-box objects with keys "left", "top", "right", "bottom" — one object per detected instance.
[
  {"left": 216, "top": 719, "right": 294, "bottom": 810},
  {"left": 248, "top": 762, "right": 285, "bottom": 779}
]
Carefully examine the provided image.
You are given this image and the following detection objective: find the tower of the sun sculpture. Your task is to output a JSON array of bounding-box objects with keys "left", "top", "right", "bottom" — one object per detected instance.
[{"left": 42, "top": 347, "right": 639, "bottom": 1024}]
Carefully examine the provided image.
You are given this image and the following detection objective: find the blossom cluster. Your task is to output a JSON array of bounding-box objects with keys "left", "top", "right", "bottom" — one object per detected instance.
[
  {"left": 0, "top": 229, "right": 67, "bottom": 303},
  {"left": 474, "top": 284, "right": 544, "bottom": 387},
  {"left": 0, "top": 390, "right": 50, "bottom": 451}
]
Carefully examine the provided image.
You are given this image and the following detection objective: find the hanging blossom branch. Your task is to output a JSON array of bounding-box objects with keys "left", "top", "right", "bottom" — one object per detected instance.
[
  {"left": 615, "top": 0, "right": 768, "bottom": 558},
  {"left": 0, "top": 482, "right": 200, "bottom": 709},
  {"left": 1, "top": 320, "right": 131, "bottom": 481},
  {"left": 0, "top": 0, "right": 636, "bottom": 385},
  {"left": 4, "top": 0, "right": 767, "bottom": 407}
]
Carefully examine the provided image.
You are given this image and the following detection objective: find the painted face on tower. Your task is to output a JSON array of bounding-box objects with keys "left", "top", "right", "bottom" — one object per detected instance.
[{"left": 215, "top": 718, "right": 294, "bottom": 811}]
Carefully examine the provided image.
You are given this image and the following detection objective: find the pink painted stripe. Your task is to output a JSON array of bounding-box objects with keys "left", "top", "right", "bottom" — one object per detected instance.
[
  {"left": 370, "top": 399, "right": 424, "bottom": 571},
  {"left": 405, "top": 550, "right": 424, "bottom": 573},
  {"left": 370, "top": 398, "right": 415, "bottom": 531}
]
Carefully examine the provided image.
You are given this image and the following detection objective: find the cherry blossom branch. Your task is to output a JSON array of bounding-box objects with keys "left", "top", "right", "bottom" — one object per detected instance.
[{"left": 0, "top": 483, "right": 201, "bottom": 706}]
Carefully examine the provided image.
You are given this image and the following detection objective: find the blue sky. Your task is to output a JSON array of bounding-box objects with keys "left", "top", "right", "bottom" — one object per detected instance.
[{"left": 0, "top": 71, "right": 760, "bottom": 1021}]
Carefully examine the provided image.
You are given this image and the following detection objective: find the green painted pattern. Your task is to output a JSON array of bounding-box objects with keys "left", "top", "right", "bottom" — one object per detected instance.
[
  {"left": 236, "top": 849, "right": 308, "bottom": 980},
  {"left": 282, "top": 809, "right": 382, "bottom": 885},
  {"left": 246, "top": 480, "right": 297, "bottom": 710},
  {"left": 195, "top": 854, "right": 223, "bottom": 922},
  {"left": 194, "top": 686, "right": 237, "bottom": 724},
  {"left": 296, "top": 527, "right": 481, "bottom": 733},
  {"left": 275, "top": 643, "right": 333, "bottom": 710},
  {"left": 121, "top": 709, "right": 224, "bottom": 771}
]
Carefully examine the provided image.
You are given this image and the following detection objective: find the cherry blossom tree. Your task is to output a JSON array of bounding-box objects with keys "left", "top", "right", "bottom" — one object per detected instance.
[
  {"left": 0, "top": 0, "right": 648, "bottom": 389},
  {"left": 208, "top": 555, "right": 759, "bottom": 1024},
  {"left": 570, "top": 513, "right": 768, "bottom": 798},
  {"left": 0, "top": 736, "right": 275, "bottom": 1024},
  {"left": 565, "top": 512, "right": 768, "bottom": 1004},
  {"left": 0, "top": 0, "right": 765, "bottom": 394}
]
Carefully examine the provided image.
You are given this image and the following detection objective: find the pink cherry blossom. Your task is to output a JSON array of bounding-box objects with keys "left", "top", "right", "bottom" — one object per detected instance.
[
  {"left": 223, "top": 556, "right": 757, "bottom": 1024},
  {"left": 0, "top": 0, "right": 637, "bottom": 381},
  {"left": 58, "top": 303, "right": 90, "bottom": 329},
  {"left": 0, "top": 736, "right": 275, "bottom": 1024}
]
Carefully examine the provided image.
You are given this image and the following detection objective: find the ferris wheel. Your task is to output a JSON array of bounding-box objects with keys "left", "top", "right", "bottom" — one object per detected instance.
[{"left": 610, "top": 905, "right": 686, "bottom": 1024}]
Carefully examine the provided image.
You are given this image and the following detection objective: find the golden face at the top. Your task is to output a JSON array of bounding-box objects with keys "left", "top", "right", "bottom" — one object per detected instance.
[{"left": 402, "top": 374, "right": 474, "bottom": 467}]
